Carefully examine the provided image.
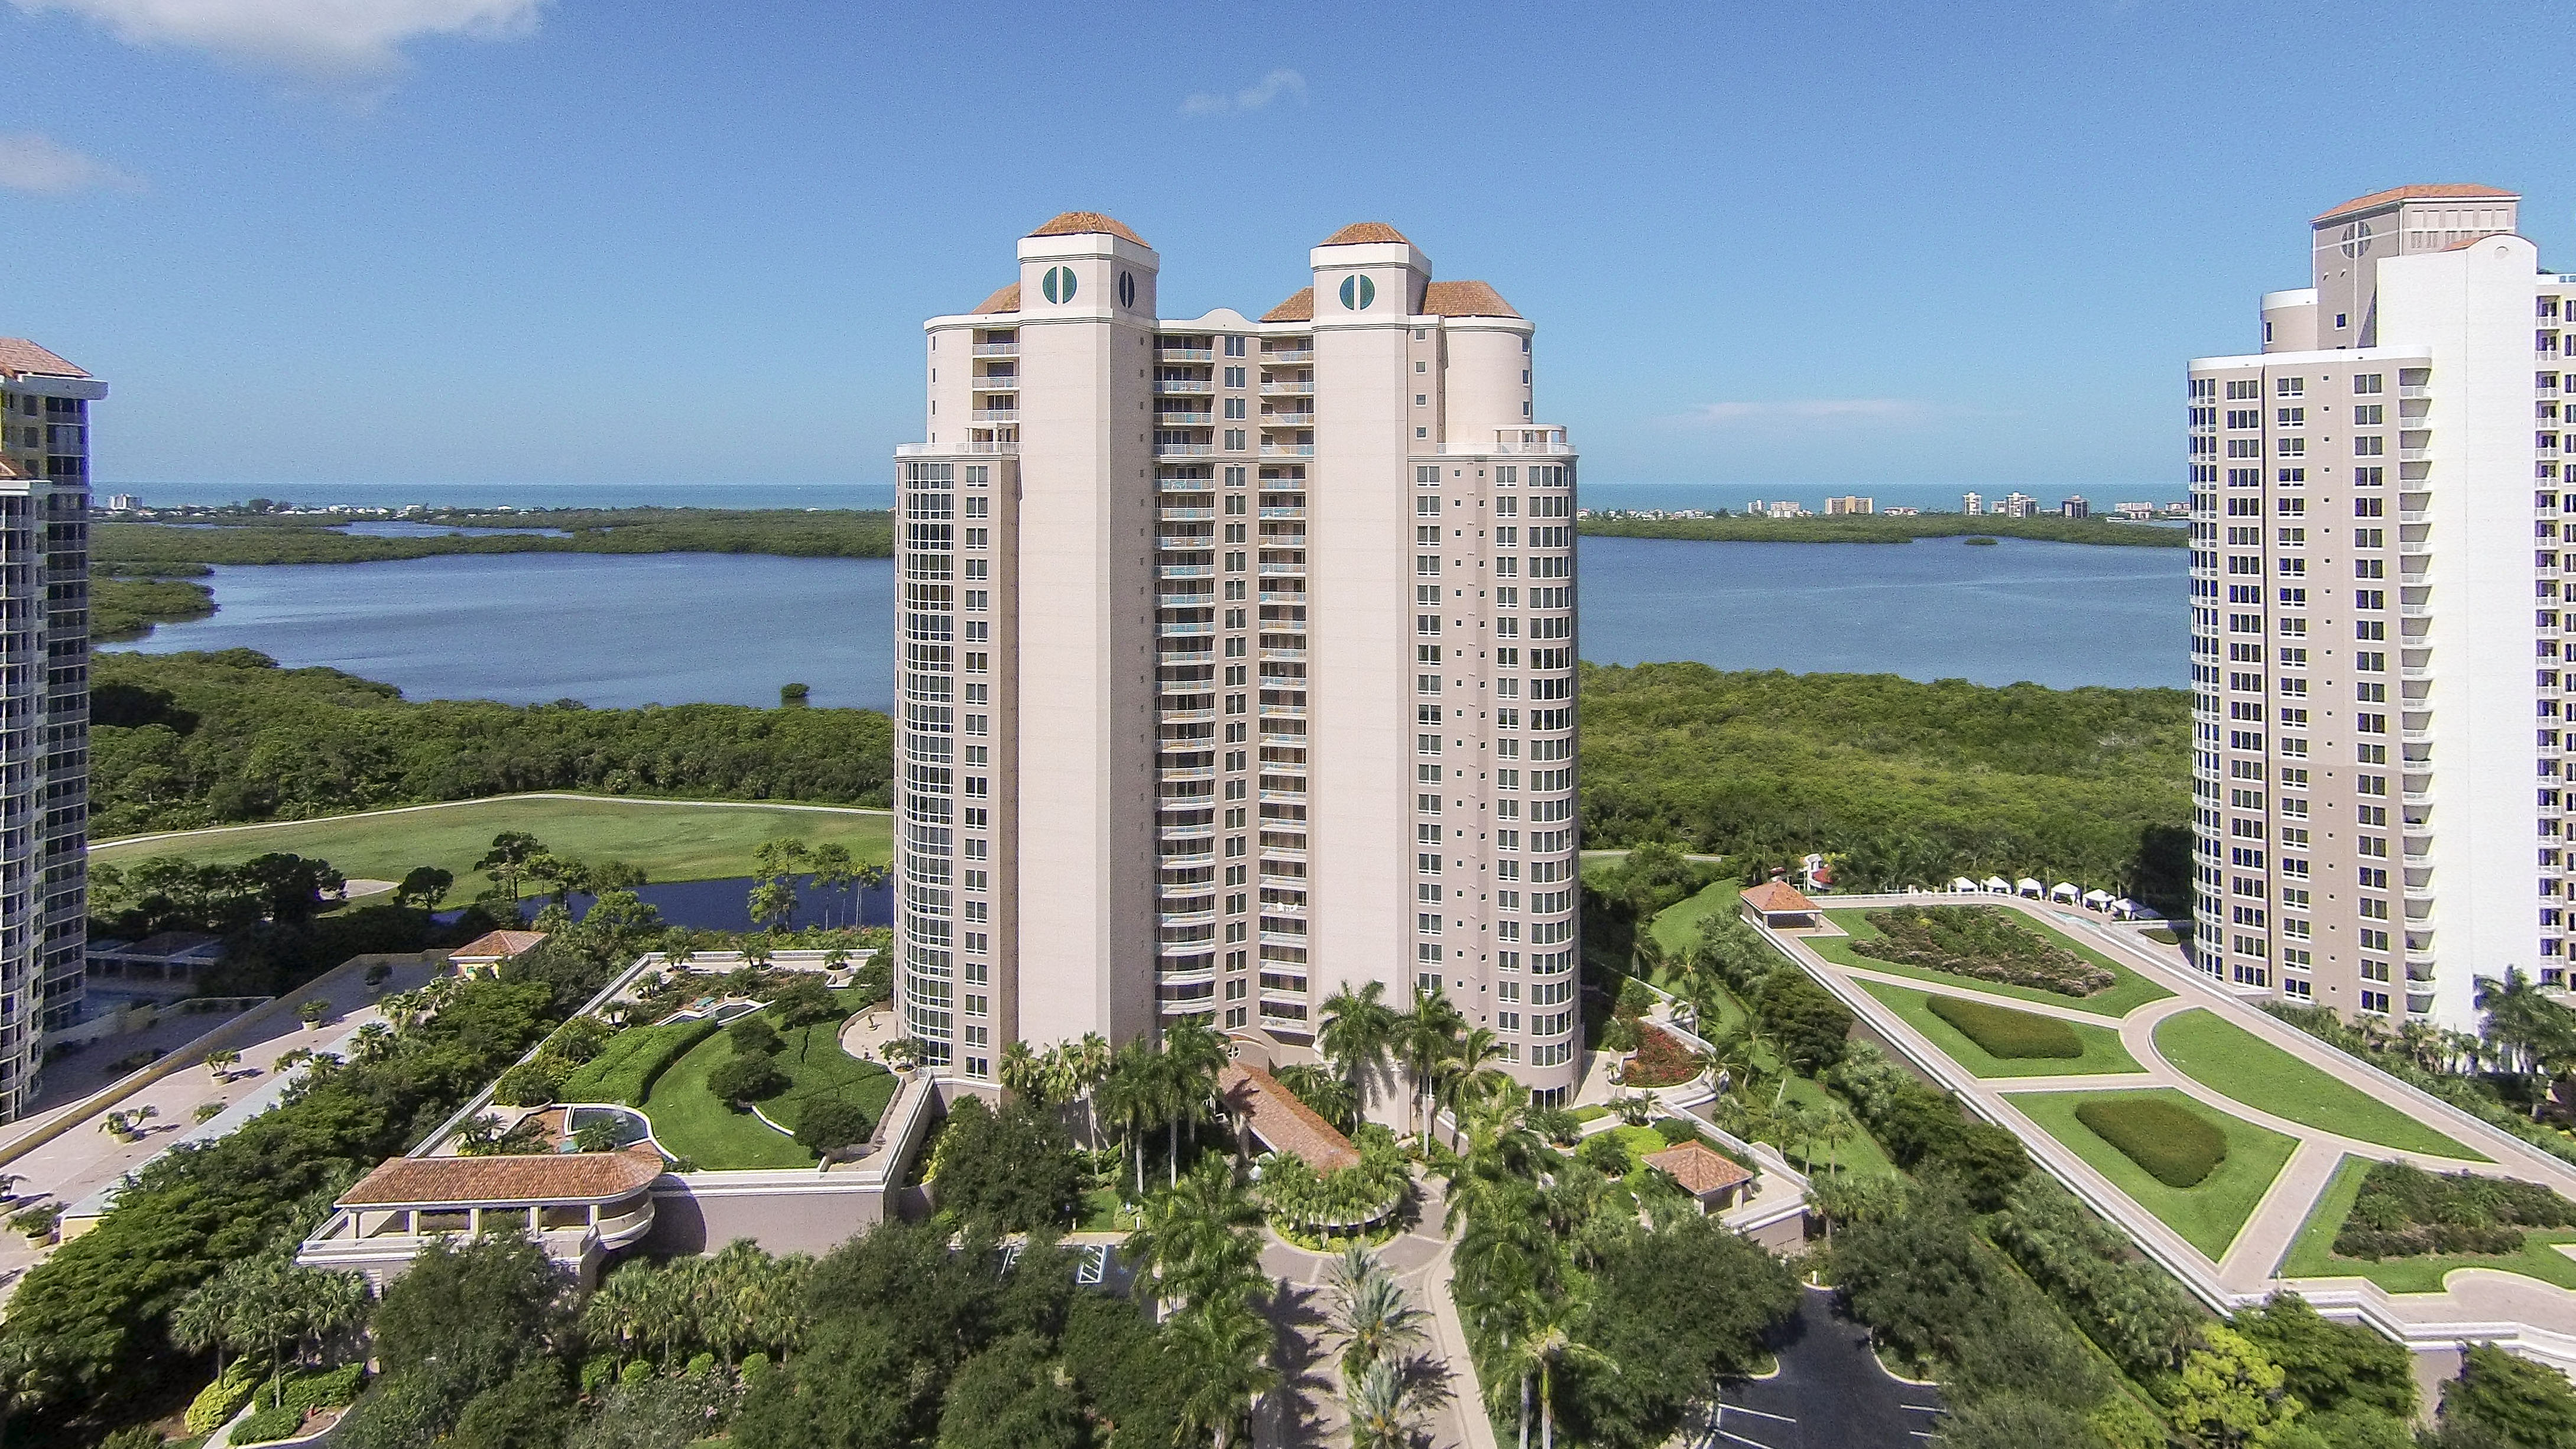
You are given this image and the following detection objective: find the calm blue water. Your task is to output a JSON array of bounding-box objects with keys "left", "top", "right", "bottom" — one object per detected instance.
[
  {"left": 549, "top": 874, "right": 891, "bottom": 933},
  {"left": 104, "top": 532, "right": 2186, "bottom": 704}
]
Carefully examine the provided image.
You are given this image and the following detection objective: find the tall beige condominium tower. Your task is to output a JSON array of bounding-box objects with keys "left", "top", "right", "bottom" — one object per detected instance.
[
  {"left": 2188, "top": 184, "right": 2573, "bottom": 1030},
  {"left": 0, "top": 340, "right": 96, "bottom": 1119},
  {"left": 893, "top": 215, "right": 1583, "bottom": 1101}
]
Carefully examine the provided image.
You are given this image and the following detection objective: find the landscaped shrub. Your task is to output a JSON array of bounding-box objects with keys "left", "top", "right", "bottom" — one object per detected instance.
[
  {"left": 1622, "top": 1023, "right": 1701, "bottom": 1086},
  {"left": 281, "top": 1363, "right": 365, "bottom": 1412},
  {"left": 233, "top": 1401, "right": 307, "bottom": 1445},
  {"left": 2332, "top": 1160, "right": 2576, "bottom": 1261},
  {"left": 1926, "top": 994, "right": 2084, "bottom": 1059},
  {"left": 2074, "top": 1096, "right": 2227, "bottom": 1188},
  {"left": 185, "top": 1358, "right": 259, "bottom": 1435},
  {"left": 559, "top": 1017, "right": 721, "bottom": 1106},
  {"left": 707, "top": 1053, "right": 789, "bottom": 1106},
  {"left": 1852, "top": 907, "right": 2114, "bottom": 997},
  {"left": 794, "top": 1094, "right": 875, "bottom": 1155},
  {"left": 492, "top": 1056, "right": 569, "bottom": 1107}
]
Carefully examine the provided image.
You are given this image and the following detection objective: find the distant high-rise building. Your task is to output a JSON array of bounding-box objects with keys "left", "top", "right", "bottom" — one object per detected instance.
[
  {"left": 0, "top": 339, "right": 96, "bottom": 1119},
  {"left": 890, "top": 216, "right": 1584, "bottom": 1101},
  {"left": 2059, "top": 496, "right": 2090, "bottom": 519},
  {"left": 2001, "top": 492, "right": 2038, "bottom": 518},
  {"left": 1825, "top": 495, "right": 1874, "bottom": 516},
  {"left": 1961, "top": 491, "right": 1984, "bottom": 516},
  {"left": 2186, "top": 183, "right": 2558, "bottom": 1028}
]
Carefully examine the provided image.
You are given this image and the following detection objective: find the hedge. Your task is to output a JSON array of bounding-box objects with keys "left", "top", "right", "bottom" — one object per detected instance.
[
  {"left": 559, "top": 1018, "right": 721, "bottom": 1107},
  {"left": 2335, "top": 1160, "right": 2576, "bottom": 1260},
  {"left": 1926, "top": 994, "right": 2083, "bottom": 1059},
  {"left": 1853, "top": 906, "right": 2113, "bottom": 997},
  {"left": 2074, "top": 1096, "right": 2228, "bottom": 1188}
]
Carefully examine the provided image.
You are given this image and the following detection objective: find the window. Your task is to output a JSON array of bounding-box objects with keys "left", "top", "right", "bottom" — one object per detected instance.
[{"left": 2276, "top": 377, "right": 2305, "bottom": 397}]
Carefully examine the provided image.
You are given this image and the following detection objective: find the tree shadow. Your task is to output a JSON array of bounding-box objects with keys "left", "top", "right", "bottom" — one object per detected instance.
[{"left": 1261, "top": 1278, "right": 1339, "bottom": 1447}]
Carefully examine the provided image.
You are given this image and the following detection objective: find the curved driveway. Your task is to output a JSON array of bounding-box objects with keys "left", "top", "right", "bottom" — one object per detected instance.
[{"left": 1770, "top": 893, "right": 2576, "bottom": 1369}]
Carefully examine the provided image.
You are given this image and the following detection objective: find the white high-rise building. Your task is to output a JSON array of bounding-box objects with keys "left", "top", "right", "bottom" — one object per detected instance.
[
  {"left": 0, "top": 339, "right": 98, "bottom": 1119},
  {"left": 891, "top": 215, "right": 1583, "bottom": 1100},
  {"left": 2187, "top": 184, "right": 2570, "bottom": 1028}
]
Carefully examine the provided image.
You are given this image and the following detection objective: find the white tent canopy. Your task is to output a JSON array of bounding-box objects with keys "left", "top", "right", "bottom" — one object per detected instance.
[
  {"left": 2051, "top": 882, "right": 2080, "bottom": 902},
  {"left": 2082, "top": 889, "right": 2116, "bottom": 907},
  {"left": 1982, "top": 876, "right": 2012, "bottom": 893},
  {"left": 2016, "top": 878, "right": 2043, "bottom": 897},
  {"left": 1951, "top": 877, "right": 1981, "bottom": 893}
]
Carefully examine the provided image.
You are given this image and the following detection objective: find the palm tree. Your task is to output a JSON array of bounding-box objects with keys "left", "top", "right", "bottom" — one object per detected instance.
[
  {"left": 1395, "top": 988, "right": 1466, "bottom": 1150},
  {"left": 1068, "top": 1032, "right": 1113, "bottom": 1148},
  {"left": 998, "top": 1040, "right": 1049, "bottom": 1104},
  {"left": 1318, "top": 981, "right": 1397, "bottom": 1114},
  {"left": 1491, "top": 1292, "right": 1614, "bottom": 1449},
  {"left": 1163, "top": 1019, "right": 1231, "bottom": 1182},
  {"left": 205, "top": 1048, "right": 241, "bottom": 1083},
  {"left": 1127, "top": 1158, "right": 1264, "bottom": 1320},
  {"left": 1345, "top": 1358, "right": 1435, "bottom": 1449},
  {"left": 1097, "top": 1042, "right": 1165, "bottom": 1198},
  {"left": 1323, "top": 1246, "right": 1427, "bottom": 1387},
  {"left": 1438, "top": 1027, "right": 1508, "bottom": 1150},
  {"left": 1170, "top": 1298, "right": 1278, "bottom": 1449}
]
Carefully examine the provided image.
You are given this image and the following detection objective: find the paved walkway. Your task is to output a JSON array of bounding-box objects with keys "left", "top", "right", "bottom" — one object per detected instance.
[
  {"left": 0, "top": 952, "right": 443, "bottom": 1304},
  {"left": 1255, "top": 1175, "right": 1494, "bottom": 1449},
  {"left": 1770, "top": 893, "right": 2576, "bottom": 1365}
]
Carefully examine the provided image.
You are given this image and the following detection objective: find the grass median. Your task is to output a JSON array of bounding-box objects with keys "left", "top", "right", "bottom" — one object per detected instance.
[
  {"left": 2014, "top": 1087, "right": 2299, "bottom": 1259},
  {"left": 2152, "top": 1009, "right": 2483, "bottom": 1161},
  {"left": 1857, "top": 980, "right": 2143, "bottom": 1079},
  {"left": 1813, "top": 907, "right": 2172, "bottom": 1018}
]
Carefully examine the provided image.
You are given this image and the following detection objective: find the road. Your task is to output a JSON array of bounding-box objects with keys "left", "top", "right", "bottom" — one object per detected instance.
[{"left": 1708, "top": 1287, "right": 1942, "bottom": 1448}]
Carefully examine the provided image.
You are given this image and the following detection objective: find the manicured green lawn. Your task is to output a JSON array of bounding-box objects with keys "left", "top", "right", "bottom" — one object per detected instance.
[
  {"left": 95, "top": 793, "right": 891, "bottom": 885},
  {"left": 2015, "top": 1088, "right": 2299, "bottom": 1259},
  {"left": 1648, "top": 880, "right": 1744, "bottom": 964},
  {"left": 2152, "top": 1009, "right": 2483, "bottom": 1161},
  {"left": 642, "top": 1001, "right": 898, "bottom": 1170},
  {"left": 1858, "top": 980, "right": 2145, "bottom": 1080},
  {"left": 1779, "top": 1076, "right": 1900, "bottom": 1180},
  {"left": 1812, "top": 908, "right": 2173, "bottom": 1018},
  {"left": 2278, "top": 1154, "right": 2576, "bottom": 1291}
]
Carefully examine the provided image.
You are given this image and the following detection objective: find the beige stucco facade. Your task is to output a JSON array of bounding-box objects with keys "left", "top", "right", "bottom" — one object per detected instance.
[
  {"left": 2190, "top": 186, "right": 2574, "bottom": 1029},
  {"left": 894, "top": 216, "right": 1582, "bottom": 1101}
]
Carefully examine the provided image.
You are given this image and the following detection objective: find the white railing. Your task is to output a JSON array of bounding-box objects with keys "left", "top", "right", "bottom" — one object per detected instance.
[{"left": 971, "top": 342, "right": 1018, "bottom": 356}]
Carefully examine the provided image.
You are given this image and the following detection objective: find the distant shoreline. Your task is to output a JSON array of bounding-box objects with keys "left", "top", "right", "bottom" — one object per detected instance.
[{"left": 1576, "top": 513, "right": 2188, "bottom": 548}]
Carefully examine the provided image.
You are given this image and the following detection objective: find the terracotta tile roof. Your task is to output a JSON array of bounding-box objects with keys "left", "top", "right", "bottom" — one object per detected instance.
[
  {"left": 1644, "top": 1139, "right": 1752, "bottom": 1197},
  {"left": 2315, "top": 184, "right": 2518, "bottom": 223},
  {"left": 340, "top": 1147, "right": 663, "bottom": 1207},
  {"left": 1261, "top": 287, "right": 1315, "bottom": 323},
  {"left": 1422, "top": 280, "right": 1519, "bottom": 319},
  {"left": 451, "top": 929, "right": 547, "bottom": 961},
  {"left": 0, "top": 458, "right": 28, "bottom": 480},
  {"left": 1220, "top": 1061, "right": 1360, "bottom": 1172},
  {"left": 1027, "top": 211, "right": 1149, "bottom": 247},
  {"left": 1741, "top": 881, "right": 1820, "bottom": 915},
  {"left": 972, "top": 282, "right": 1020, "bottom": 315},
  {"left": 0, "top": 339, "right": 87, "bottom": 379},
  {"left": 1321, "top": 222, "right": 1409, "bottom": 246}
]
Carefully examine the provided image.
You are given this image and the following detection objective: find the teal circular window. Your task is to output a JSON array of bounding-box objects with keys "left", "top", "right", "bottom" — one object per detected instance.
[
  {"left": 1042, "top": 266, "right": 1078, "bottom": 304},
  {"left": 1338, "top": 274, "right": 1375, "bottom": 310}
]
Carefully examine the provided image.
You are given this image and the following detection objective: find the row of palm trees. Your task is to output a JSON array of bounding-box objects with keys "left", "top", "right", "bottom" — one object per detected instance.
[
  {"left": 1316, "top": 981, "right": 1521, "bottom": 1152},
  {"left": 1121, "top": 1159, "right": 1277, "bottom": 1449},
  {"left": 582, "top": 1240, "right": 811, "bottom": 1368}
]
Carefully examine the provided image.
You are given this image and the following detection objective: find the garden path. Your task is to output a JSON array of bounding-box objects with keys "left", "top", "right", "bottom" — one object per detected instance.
[{"left": 1767, "top": 892, "right": 2576, "bottom": 1369}]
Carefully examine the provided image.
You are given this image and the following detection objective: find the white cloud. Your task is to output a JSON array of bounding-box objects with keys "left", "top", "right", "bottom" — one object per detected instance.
[
  {"left": 1180, "top": 67, "right": 1306, "bottom": 116},
  {"left": 0, "top": 131, "right": 141, "bottom": 195},
  {"left": 8, "top": 0, "right": 544, "bottom": 79},
  {"left": 1675, "top": 398, "right": 1937, "bottom": 426}
]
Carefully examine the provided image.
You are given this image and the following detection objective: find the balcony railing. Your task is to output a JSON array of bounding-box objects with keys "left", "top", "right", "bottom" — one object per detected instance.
[
  {"left": 1263, "top": 347, "right": 1315, "bottom": 362},
  {"left": 1260, "top": 381, "right": 1316, "bottom": 396},
  {"left": 971, "top": 374, "right": 1018, "bottom": 390},
  {"left": 1157, "top": 412, "right": 1215, "bottom": 426},
  {"left": 970, "top": 409, "right": 1018, "bottom": 423},
  {"left": 1154, "top": 380, "right": 1215, "bottom": 395},
  {"left": 1155, "top": 443, "right": 1215, "bottom": 456},
  {"left": 1261, "top": 445, "right": 1315, "bottom": 457},
  {"left": 1157, "top": 347, "right": 1214, "bottom": 362},
  {"left": 972, "top": 342, "right": 1018, "bottom": 356}
]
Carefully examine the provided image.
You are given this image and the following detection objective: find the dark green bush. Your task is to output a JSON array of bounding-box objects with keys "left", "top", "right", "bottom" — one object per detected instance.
[
  {"left": 707, "top": 1053, "right": 789, "bottom": 1105},
  {"left": 1927, "top": 993, "right": 2084, "bottom": 1059},
  {"left": 2074, "top": 1095, "right": 2227, "bottom": 1188},
  {"left": 557, "top": 1018, "right": 720, "bottom": 1106},
  {"left": 232, "top": 1401, "right": 306, "bottom": 1445}
]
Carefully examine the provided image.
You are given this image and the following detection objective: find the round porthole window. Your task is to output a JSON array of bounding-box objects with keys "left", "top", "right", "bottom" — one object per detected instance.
[
  {"left": 1042, "top": 266, "right": 1078, "bottom": 304},
  {"left": 1338, "top": 274, "right": 1375, "bottom": 310},
  {"left": 1118, "top": 271, "right": 1136, "bottom": 308}
]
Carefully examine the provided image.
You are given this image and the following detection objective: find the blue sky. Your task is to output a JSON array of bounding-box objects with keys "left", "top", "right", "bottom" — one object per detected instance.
[{"left": 0, "top": 1, "right": 2560, "bottom": 492}]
